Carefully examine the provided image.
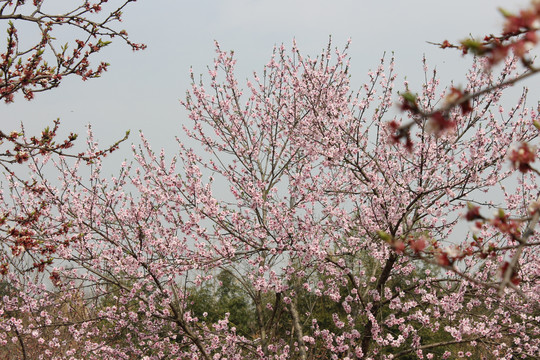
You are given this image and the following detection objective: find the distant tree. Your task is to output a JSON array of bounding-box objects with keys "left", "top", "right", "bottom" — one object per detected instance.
[{"left": 188, "top": 269, "right": 256, "bottom": 337}]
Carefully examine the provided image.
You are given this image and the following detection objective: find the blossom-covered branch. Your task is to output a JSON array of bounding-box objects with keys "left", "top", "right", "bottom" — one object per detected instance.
[{"left": 0, "top": 0, "right": 145, "bottom": 102}]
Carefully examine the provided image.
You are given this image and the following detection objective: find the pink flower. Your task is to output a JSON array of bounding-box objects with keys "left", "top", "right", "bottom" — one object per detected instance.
[
  {"left": 508, "top": 142, "right": 536, "bottom": 173},
  {"left": 409, "top": 238, "right": 426, "bottom": 253}
]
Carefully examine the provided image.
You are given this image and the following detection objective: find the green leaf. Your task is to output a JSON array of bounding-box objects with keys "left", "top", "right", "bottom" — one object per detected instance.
[
  {"left": 460, "top": 39, "right": 485, "bottom": 55},
  {"left": 97, "top": 39, "right": 112, "bottom": 47},
  {"left": 401, "top": 91, "right": 417, "bottom": 104},
  {"left": 497, "top": 7, "right": 513, "bottom": 18},
  {"left": 376, "top": 230, "right": 392, "bottom": 243}
]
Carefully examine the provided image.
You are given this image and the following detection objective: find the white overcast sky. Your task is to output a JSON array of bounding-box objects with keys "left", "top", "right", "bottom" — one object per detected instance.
[{"left": 2, "top": 0, "right": 538, "bottom": 167}]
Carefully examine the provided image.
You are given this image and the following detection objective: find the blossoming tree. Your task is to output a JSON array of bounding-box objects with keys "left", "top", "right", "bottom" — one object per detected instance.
[
  {"left": 2, "top": 39, "right": 539, "bottom": 359},
  {"left": 1, "top": 1, "right": 540, "bottom": 360}
]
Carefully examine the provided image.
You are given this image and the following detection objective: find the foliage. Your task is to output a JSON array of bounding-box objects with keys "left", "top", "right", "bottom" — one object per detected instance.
[{"left": 188, "top": 270, "right": 256, "bottom": 337}]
